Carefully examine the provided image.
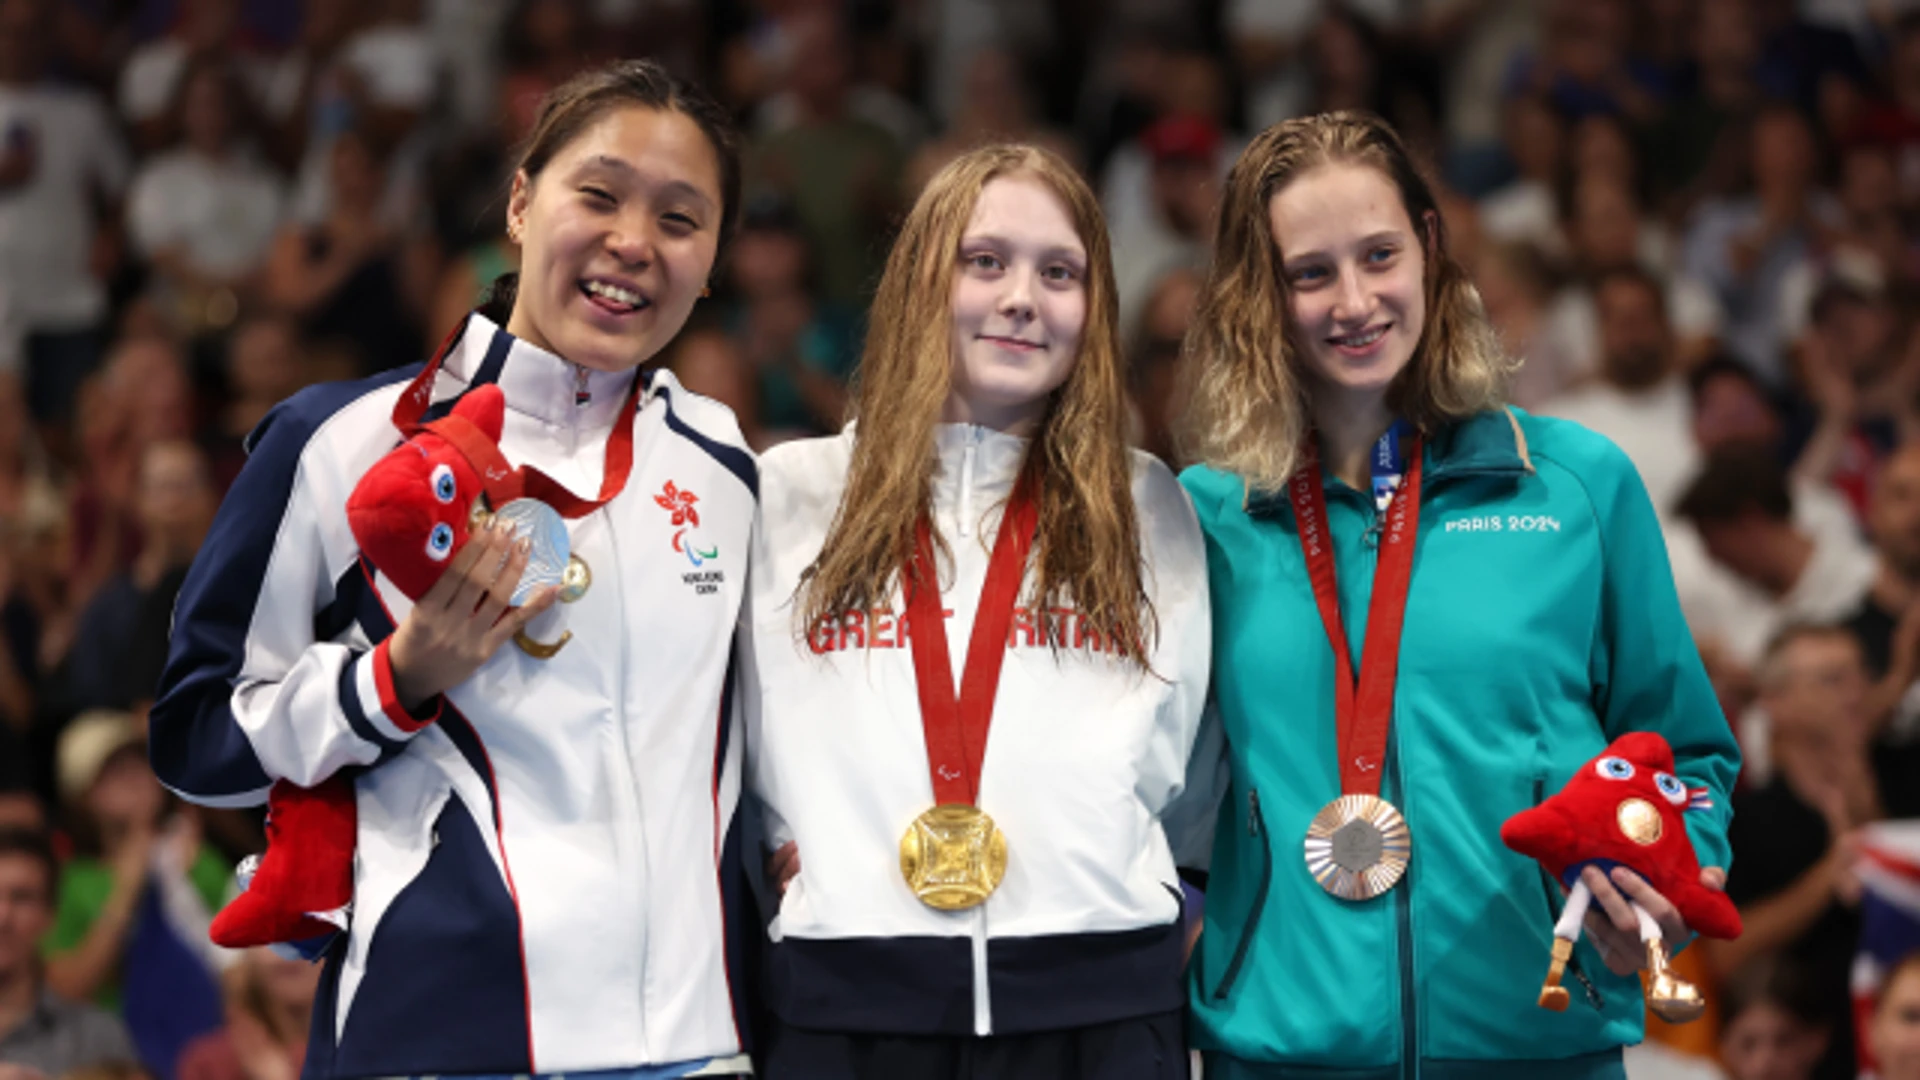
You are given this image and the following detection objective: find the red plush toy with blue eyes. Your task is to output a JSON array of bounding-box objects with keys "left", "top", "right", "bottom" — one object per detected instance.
[
  {"left": 208, "top": 387, "right": 507, "bottom": 950},
  {"left": 1501, "top": 731, "right": 1741, "bottom": 1023}
]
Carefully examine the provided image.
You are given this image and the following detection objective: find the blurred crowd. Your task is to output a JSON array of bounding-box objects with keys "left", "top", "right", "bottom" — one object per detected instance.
[{"left": 5, "top": 0, "right": 1920, "bottom": 1078}]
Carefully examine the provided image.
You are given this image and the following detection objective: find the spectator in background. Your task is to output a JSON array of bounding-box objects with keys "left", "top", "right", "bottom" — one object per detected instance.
[
  {"left": 1541, "top": 267, "right": 1699, "bottom": 516},
  {"left": 1097, "top": 44, "right": 1233, "bottom": 245},
  {"left": 0, "top": 826, "right": 137, "bottom": 1074},
  {"left": 260, "top": 127, "right": 420, "bottom": 376},
  {"left": 205, "top": 318, "right": 311, "bottom": 492},
  {"left": 174, "top": 948, "right": 319, "bottom": 1080},
  {"left": 0, "top": 478, "right": 70, "bottom": 797},
  {"left": 1717, "top": 957, "right": 1830, "bottom": 1080},
  {"left": 64, "top": 442, "right": 215, "bottom": 717},
  {"left": 1476, "top": 240, "right": 1573, "bottom": 409},
  {"left": 497, "top": 0, "right": 600, "bottom": 147},
  {"left": 1717, "top": 624, "right": 1883, "bottom": 1080},
  {"left": 1479, "top": 95, "right": 1566, "bottom": 256},
  {"left": 0, "top": 0, "right": 130, "bottom": 436},
  {"left": 0, "top": 771, "right": 42, "bottom": 834},
  {"left": 1645, "top": 0, "right": 1765, "bottom": 216},
  {"left": 1110, "top": 115, "right": 1216, "bottom": 341},
  {"left": 1823, "top": 144, "right": 1918, "bottom": 291},
  {"left": 1874, "top": 952, "right": 1920, "bottom": 1080},
  {"left": 1675, "top": 443, "right": 1877, "bottom": 668},
  {"left": 1847, "top": 15, "right": 1920, "bottom": 209},
  {"left": 115, "top": 0, "right": 270, "bottom": 156},
  {"left": 1681, "top": 106, "right": 1833, "bottom": 386},
  {"left": 1502, "top": 0, "right": 1662, "bottom": 123},
  {"left": 747, "top": 8, "right": 904, "bottom": 307},
  {"left": 125, "top": 58, "right": 285, "bottom": 343},
  {"left": 65, "top": 337, "right": 195, "bottom": 616},
  {"left": 1685, "top": 356, "right": 1861, "bottom": 546},
  {"left": 1790, "top": 264, "right": 1919, "bottom": 520},
  {"left": 1127, "top": 265, "right": 1198, "bottom": 468},
  {"left": 1843, "top": 443, "right": 1920, "bottom": 750},
  {"left": 667, "top": 323, "right": 764, "bottom": 449},
  {"left": 43, "top": 713, "right": 226, "bottom": 1080},
  {"left": 906, "top": 47, "right": 1077, "bottom": 196},
  {"left": 722, "top": 195, "right": 854, "bottom": 438}
]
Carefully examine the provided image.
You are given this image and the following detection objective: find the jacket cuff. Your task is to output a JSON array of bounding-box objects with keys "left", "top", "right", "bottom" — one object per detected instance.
[{"left": 341, "top": 641, "right": 440, "bottom": 751}]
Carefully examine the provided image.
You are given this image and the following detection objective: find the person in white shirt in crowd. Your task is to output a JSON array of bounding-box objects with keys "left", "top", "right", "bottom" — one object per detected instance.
[
  {"left": 1674, "top": 444, "right": 1878, "bottom": 686},
  {"left": 1476, "top": 239, "right": 1578, "bottom": 410},
  {"left": 1477, "top": 94, "right": 1564, "bottom": 253},
  {"left": 0, "top": 0, "right": 129, "bottom": 431},
  {"left": 1540, "top": 266, "right": 1701, "bottom": 517},
  {"left": 126, "top": 57, "right": 286, "bottom": 341},
  {"left": 742, "top": 143, "right": 1209, "bottom": 1078}
]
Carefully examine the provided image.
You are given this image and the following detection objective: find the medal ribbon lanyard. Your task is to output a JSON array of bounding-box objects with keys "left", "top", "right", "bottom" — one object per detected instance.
[
  {"left": 904, "top": 471, "right": 1040, "bottom": 806},
  {"left": 391, "top": 326, "right": 645, "bottom": 520},
  {"left": 1288, "top": 425, "right": 1425, "bottom": 797}
]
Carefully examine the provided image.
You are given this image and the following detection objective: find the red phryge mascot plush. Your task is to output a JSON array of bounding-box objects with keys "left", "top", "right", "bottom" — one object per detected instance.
[
  {"left": 1501, "top": 731, "right": 1741, "bottom": 1023},
  {"left": 209, "top": 386, "right": 510, "bottom": 949}
]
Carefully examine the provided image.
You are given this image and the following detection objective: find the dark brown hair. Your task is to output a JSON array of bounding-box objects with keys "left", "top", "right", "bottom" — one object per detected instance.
[
  {"left": 481, "top": 59, "right": 742, "bottom": 321},
  {"left": 0, "top": 827, "right": 57, "bottom": 907}
]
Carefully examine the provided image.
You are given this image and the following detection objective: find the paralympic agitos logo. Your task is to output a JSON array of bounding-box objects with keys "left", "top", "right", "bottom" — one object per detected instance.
[{"left": 655, "top": 480, "right": 719, "bottom": 566}]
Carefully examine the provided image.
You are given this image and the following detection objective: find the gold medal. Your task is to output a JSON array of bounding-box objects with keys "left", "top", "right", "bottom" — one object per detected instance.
[
  {"left": 1304, "top": 794, "right": 1411, "bottom": 900},
  {"left": 899, "top": 804, "right": 1008, "bottom": 911},
  {"left": 559, "top": 555, "right": 591, "bottom": 603}
]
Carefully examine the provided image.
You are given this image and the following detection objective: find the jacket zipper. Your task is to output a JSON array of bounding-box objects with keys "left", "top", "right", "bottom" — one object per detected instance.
[
  {"left": 1211, "top": 788, "right": 1271, "bottom": 999},
  {"left": 957, "top": 428, "right": 980, "bottom": 538},
  {"left": 605, "top": 510, "right": 652, "bottom": 1058}
]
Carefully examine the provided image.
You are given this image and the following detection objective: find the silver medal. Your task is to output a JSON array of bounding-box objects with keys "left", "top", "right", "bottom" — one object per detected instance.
[{"left": 491, "top": 498, "right": 571, "bottom": 606}]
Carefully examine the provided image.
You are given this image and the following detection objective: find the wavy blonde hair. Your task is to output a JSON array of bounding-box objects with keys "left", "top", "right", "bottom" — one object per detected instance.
[
  {"left": 797, "top": 144, "right": 1154, "bottom": 666},
  {"left": 1181, "top": 111, "right": 1513, "bottom": 494}
]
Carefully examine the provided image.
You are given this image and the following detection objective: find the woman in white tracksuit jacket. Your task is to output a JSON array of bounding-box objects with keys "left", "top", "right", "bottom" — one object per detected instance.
[
  {"left": 148, "top": 63, "right": 758, "bottom": 1079},
  {"left": 740, "top": 144, "right": 1214, "bottom": 1079}
]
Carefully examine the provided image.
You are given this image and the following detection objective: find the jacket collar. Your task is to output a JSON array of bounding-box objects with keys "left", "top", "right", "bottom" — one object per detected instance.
[
  {"left": 439, "top": 311, "right": 641, "bottom": 431},
  {"left": 1247, "top": 407, "right": 1533, "bottom": 518}
]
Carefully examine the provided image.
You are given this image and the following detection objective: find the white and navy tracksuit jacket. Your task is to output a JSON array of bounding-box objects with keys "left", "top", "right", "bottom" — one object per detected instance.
[
  {"left": 149, "top": 313, "right": 758, "bottom": 1079},
  {"left": 739, "top": 425, "right": 1212, "bottom": 1038}
]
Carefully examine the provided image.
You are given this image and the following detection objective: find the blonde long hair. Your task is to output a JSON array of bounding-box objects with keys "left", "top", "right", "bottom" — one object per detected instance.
[
  {"left": 797, "top": 144, "right": 1154, "bottom": 666},
  {"left": 1181, "top": 111, "right": 1513, "bottom": 495}
]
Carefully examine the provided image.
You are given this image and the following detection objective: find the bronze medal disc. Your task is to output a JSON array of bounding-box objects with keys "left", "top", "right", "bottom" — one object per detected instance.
[
  {"left": 900, "top": 804, "right": 1008, "bottom": 911},
  {"left": 1304, "top": 794, "right": 1412, "bottom": 900}
]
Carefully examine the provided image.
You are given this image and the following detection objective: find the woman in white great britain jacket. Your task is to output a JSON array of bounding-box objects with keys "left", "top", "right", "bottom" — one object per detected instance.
[
  {"left": 147, "top": 63, "right": 758, "bottom": 1079},
  {"left": 740, "top": 144, "right": 1213, "bottom": 1079}
]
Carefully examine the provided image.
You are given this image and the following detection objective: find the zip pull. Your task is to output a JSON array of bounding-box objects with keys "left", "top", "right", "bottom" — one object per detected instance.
[
  {"left": 1247, "top": 789, "right": 1262, "bottom": 836},
  {"left": 573, "top": 365, "right": 591, "bottom": 407},
  {"left": 958, "top": 434, "right": 978, "bottom": 538}
]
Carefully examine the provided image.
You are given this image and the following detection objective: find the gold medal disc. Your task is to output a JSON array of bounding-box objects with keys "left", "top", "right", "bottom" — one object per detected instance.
[
  {"left": 1304, "top": 794, "right": 1412, "bottom": 900},
  {"left": 899, "top": 804, "right": 1008, "bottom": 911}
]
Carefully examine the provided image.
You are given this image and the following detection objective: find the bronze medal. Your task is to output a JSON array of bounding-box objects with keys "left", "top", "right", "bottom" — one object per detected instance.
[{"left": 1304, "top": 794, "right": 1412, "bottom": 901}]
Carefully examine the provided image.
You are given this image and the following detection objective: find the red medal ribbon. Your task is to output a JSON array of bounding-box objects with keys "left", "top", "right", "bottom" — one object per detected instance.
[
  {"left": 392, "top": 321, "right": 644, "bottom": 520},
  {"left": 904, "top": 472, "right": 1039, "bottom": 806},
  {"left": 1288, "top": 434, "right": 1425, "bottom": 797}
]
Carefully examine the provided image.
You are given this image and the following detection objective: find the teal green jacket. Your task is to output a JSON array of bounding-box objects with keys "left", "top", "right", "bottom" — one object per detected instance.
[{"left": 1179, "top": 408, "right": 1741, "bottom": 1078}]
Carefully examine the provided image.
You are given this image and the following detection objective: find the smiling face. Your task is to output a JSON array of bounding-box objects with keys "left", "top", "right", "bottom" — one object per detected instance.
[
  {"left": 944, "top": 175, "right": 1089, "bottom": 434},
  {"left": 505, "top": 105, "right": 724, "bottom": 373},
  {"left": 1269, "top": 162, "right": 1427, "bottom": 414}
]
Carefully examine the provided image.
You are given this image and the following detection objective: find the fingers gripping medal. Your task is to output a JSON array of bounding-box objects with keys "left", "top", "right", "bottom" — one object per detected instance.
[
  {"left": 898, "top": 472, "right": 1039, "bottom": 910},
  {"left": 480, "top": 499, "right": 590, "bottom": 658},
  {"left": 1291, "top": 425, "right": 1423, "bottom": 901}
]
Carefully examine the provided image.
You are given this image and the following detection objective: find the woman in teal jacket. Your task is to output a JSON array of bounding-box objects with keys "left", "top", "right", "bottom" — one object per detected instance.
[{"left": 1174, "top": 112, "right": 1742, "bottom": 1078}]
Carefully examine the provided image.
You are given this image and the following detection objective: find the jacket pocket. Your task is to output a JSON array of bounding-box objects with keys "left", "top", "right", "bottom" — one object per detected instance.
[
  {"left": 1530, "top": 777, "right": 1605, "bottom": 1013},
  {"left": 1212, "top": 787, "right": 1273, "bottom": 1001}
]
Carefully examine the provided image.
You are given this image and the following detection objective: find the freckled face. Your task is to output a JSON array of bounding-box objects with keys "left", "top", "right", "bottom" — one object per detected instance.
[
  {"left": 1268, "top": 163, "right": 1427, "bottom": 405},
  {"left": 506, "top": 106, "right": 723, "bottom": 373}
]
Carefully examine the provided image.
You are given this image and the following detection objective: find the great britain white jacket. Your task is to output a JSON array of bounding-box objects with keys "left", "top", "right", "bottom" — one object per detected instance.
[
  {"left": 148, "top": 313, "right": 758, "bottom": 1078},
  {"left": 739, "top": 424, "right": 1212, "bottom": 1039}
]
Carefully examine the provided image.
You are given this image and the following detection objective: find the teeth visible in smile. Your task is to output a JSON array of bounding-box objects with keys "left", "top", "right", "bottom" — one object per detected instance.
[
  {"left": 1334, "top": 326, "right": 1387, "bottom": 347},
  {"left": 584, "top": 280, "right": 644, "bottom": 307}
]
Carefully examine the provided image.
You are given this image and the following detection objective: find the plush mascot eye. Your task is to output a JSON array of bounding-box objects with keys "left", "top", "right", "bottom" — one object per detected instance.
[
  {"left": 426, "top": 522, "right": 455, "bottom": 561},
  {"left": 1654, "top": 772, "right": 1688, "bottom": 805},
  {"left": 431, "top": 463, "right": 457, "bottom": 504},
  {"left": 1595, "top": 756, "right": 1635, "bottom": 781}
]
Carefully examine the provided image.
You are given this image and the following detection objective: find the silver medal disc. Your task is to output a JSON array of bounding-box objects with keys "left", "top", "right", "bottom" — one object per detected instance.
[{"left": 490, "top": 498, "right": 571, "bottom": 606}]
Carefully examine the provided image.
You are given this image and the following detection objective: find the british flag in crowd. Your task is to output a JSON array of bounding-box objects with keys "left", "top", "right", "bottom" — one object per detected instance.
[{"left": 1852, "top": 820, "right": 1920, "bottom": 1077}]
